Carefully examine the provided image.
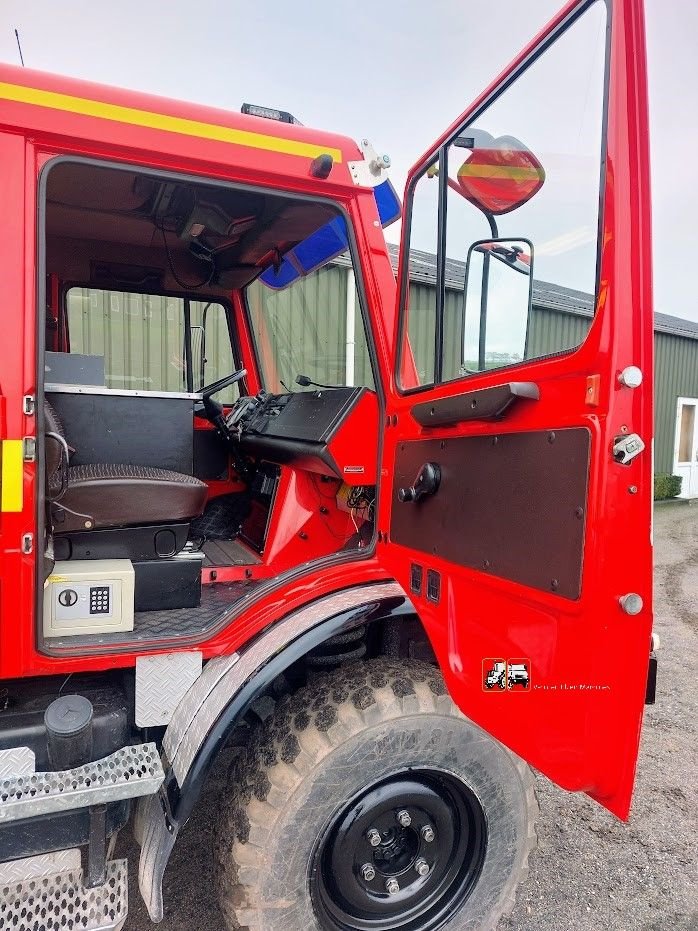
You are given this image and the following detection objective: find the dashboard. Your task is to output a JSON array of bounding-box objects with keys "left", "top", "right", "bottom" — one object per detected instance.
[{"left": 231, "top": 387, "right": 377, "bottom": 483}]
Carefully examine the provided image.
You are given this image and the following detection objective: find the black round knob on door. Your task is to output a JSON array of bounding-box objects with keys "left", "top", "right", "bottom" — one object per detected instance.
[{"left": 398, "top": 462, "right": 441, "bottom": 504}]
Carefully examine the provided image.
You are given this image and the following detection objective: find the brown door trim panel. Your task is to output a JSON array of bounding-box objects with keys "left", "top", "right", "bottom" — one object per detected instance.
[{"left": 390, "top": 427, "right": 590, "bottom": 599}]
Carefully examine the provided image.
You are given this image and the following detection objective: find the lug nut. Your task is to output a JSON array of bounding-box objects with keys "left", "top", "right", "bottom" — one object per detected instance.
[
  {"left": 421, "top": 824, "right": 435, "bottom": 843},
  {"left": 415, "top": 858, "right": 430, "bottom": 877},
  {"left": 360, "top": 863, "right": 376, "bottom": 882},
  {"left": 396, "top": 809, "right": 412, "bottom": 827},
  {"left": 385, "top": 878, "right": 400, "bottom": 895},
  {"left": 366, "top": 828, "right": 381, "bottom": 847}
]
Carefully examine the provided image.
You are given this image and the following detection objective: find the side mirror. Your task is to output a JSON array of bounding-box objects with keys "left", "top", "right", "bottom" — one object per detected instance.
[
  {"left": 453, "top": 131, "right": 545, "bottom": 216},
  {"left": 462, "top": 239, "right": 534, "bottom": 374}
]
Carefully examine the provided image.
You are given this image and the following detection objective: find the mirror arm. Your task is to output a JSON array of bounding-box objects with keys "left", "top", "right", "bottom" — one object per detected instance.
[
  {"left": 478, "top": 250, "right": 490, "bottom": 371},
  {"left": 476, "top": 215, "right": 498, "bottom": 372}
]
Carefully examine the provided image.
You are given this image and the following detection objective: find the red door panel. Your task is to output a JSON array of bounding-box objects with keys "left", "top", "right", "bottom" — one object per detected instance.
[{"left": 379, "top": 0, "right": 652, "bottom": 819}]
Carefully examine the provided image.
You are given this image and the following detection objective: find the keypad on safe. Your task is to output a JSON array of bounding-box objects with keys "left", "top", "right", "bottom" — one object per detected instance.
[{"left": 89, "top": 586, "right": 110, "bottom": 614}]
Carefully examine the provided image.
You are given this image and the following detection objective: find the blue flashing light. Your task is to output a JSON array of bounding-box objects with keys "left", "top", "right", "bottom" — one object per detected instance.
[{"left": 259, "top": 180, "right": 401, "bottom": 290}]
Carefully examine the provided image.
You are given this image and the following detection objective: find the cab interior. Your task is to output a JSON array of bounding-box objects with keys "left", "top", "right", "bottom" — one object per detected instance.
[{"left": 41, "top": 160, "right": 379, "bottom": 652}]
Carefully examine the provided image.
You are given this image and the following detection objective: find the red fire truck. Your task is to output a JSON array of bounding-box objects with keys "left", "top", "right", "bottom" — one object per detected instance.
[{"left": 0, "top": 0, "right": 654, "bottom": 928}]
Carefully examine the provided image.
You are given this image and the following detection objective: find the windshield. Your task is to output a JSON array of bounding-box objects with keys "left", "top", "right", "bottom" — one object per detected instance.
[{"left": 246, "top": 245, "right": 375, "bottom": 393}]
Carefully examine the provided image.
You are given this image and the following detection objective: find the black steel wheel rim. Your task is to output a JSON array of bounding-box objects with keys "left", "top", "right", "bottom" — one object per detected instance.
[{"left": 310, "top": 768, "right": 487, "bottom": 931}]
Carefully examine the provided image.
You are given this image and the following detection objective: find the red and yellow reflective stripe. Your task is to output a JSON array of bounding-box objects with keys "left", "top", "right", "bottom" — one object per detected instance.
[
  {"left": 0, "top": 439, "right": 23, "bottom": 512},
  {"left": 0, "top": 81, "right": 343, "bottom": 163},
  {"left": 457, "top": 162, "right": 539, "bottom": 181}
]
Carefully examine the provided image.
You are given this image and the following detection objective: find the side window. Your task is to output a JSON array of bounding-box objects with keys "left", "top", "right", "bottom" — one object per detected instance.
[
  {"left": 64, "top": 288, "right": 238, "bottom": 401},
  {"left": 247, "top": 264, "right": 375, "bottom": 392},
  {"left": 400, "top": 0, "right": 608, "bottom": 388}
]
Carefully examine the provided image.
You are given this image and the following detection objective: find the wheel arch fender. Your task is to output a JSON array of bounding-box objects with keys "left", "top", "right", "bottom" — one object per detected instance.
[{"left": 137, "top": 581, "right": 416, "bottom": 922}]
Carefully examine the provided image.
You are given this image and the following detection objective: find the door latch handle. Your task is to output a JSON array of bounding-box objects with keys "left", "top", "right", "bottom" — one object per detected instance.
[
  {"left": 398, "top": 462, "right": 441, "bottom": 503},
  {"left": 613, "top": 433, "right": 645, "bottom": 465}
]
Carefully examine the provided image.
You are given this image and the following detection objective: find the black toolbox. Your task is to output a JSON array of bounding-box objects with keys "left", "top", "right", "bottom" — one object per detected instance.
[{"left": 133, "top": 550, "right": 203, "bottom": 612}]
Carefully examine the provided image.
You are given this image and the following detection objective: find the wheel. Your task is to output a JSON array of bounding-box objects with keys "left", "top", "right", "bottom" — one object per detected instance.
[
  {"left": 214, "top": 659, "right": 537, "bottom": 931},
  {"left": 498, "top": 675, "right": 507, "bottom": 690}
]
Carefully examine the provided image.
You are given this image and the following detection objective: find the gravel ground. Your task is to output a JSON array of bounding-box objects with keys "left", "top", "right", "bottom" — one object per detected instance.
[{"left": 123, "top": 503, "right": 698, "bottom": 931}]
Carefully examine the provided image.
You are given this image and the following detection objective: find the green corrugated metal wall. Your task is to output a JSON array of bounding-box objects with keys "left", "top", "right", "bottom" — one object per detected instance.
[
  {"left": 525, "top": 305, "right": 591, "bottom": 359},
  {"left": 247, "top": 267, "right": 375, "bottom": 391},
  {"left": 67, "top": 273, "right": 698, "bottom": 477},
  {"left": 67, "top": 289, "right": 237, "bottom": 401},
  {"left": 405, "top": 284, "right": 464, "bottom": 383}
]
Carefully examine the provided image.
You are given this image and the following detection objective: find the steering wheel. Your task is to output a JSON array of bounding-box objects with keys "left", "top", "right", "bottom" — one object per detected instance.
[{"left": 201, "top": 367, "right": 247, "bottom": 399}]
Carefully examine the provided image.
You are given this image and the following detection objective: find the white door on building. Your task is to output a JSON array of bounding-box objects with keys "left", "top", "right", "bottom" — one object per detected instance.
[{"left": 673, "top": 398, "right": 698, "bottom": 498}]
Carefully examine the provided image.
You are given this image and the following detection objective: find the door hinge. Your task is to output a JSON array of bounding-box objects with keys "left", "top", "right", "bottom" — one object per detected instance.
[
  {"left": 21, "top": 533, "right": 33, "bottom": 554},
  {"left": 23, "top": 395, "right": 36, "bottom": 416},
  {"left": 23, "top": 437, "right": 36, "bottom": 461}
]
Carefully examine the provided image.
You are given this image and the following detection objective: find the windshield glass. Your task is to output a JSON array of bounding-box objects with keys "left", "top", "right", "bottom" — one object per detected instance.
[{"left": 246, "top": 241, "right": 375, "bottom": 393}]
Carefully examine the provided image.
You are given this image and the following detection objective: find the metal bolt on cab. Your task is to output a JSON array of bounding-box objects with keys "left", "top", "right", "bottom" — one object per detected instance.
[{"left": 0, "top": 1, "right": 655, "bottom": 928}]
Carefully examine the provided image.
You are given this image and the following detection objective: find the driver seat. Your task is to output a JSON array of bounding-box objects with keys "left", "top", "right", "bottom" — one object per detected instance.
[{"left": 45, "top": 400, "right": 208, "bottom": 535}]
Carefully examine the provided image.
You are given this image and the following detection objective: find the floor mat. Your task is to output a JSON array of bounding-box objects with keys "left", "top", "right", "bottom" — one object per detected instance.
[
  {"left": 46, "top": 580, "right": 259, "bottom": 650},
  {"left": 202, "top": 539, "right": 260, "bottom": 566},
  {"left": 190, "top": 493, "right": 251, "bottom": 540}
]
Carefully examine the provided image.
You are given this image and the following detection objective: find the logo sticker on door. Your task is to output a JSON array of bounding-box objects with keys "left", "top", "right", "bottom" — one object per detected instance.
[{"left": 482, "top": 658, "right": 531, "bottom": 692}]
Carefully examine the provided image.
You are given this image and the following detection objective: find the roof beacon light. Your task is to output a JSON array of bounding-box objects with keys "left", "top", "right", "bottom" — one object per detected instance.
[{"left": 241, "top": 103, "right": 301, "bottom": 125}]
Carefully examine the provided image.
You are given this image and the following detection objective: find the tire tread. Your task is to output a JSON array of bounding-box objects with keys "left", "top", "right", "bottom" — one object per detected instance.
[{"left": 213, "top": 659, "right": 537, "bottom": 931}]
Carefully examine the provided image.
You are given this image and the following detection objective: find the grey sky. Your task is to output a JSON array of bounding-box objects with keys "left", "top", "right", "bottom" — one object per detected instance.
[{"left": 0, "top": 0, "right": 691, "bottom": 319}]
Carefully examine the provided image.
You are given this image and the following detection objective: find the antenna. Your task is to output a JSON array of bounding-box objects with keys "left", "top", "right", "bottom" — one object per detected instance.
[{"left": 14, "top": 28, "right": 25, "bottom": 67}]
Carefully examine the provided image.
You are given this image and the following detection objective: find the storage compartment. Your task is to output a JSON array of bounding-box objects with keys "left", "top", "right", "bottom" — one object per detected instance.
[
  {"left": 133, "top": 551, "right": 203, "bottom": 612},
  {"left": 43, "top": 559, "right": 135, "bottom": 637}
]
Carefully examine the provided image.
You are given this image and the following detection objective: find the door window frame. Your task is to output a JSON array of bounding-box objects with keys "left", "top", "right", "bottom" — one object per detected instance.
[{"left": 395, "top": 0, "right": 612, "bottom": 395}]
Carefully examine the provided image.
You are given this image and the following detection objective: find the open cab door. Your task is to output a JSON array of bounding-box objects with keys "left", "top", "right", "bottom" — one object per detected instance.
[{"left": 379, "top": 0, "right": 652, "bottom": 819}]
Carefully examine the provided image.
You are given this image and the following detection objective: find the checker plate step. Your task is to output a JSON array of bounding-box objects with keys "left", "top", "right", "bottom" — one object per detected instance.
[
  {"left": 0, "top": 743, "right": 164, "bottom": 824},
  {"left": 0, "top": 858, "right": 128, "bottom": 931}
]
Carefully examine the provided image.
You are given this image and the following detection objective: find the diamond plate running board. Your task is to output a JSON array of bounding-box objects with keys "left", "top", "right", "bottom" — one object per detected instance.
[
  {"left": 0, "top": 858, "right": 128, "bottom": 931},
  {"left": 0, "top": 743, "right": 164, "bottom": 824}
]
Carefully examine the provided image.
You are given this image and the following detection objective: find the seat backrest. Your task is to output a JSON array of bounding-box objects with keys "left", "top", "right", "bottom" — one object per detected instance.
[{"left": 44, "top": 400, "right": 68, "bottom": 481}]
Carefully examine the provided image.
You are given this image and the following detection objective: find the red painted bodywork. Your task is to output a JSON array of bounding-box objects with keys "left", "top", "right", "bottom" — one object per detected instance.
[
  {"left": 0, "top": 0, "right": 652, "bottom": 820},
  {"left": 379, "top": 0, "right": 654, "bottom": 820}
]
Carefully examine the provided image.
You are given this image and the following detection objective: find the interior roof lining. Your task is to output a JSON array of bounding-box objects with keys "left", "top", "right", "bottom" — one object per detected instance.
[{"left": 45, "top": 161, "right": 340, "bottom": 292}]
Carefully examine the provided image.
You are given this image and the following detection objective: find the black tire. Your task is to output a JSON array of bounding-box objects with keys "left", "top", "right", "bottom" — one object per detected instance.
[{"left": 214, "top": 659, "right": 537, "bottom": 931}]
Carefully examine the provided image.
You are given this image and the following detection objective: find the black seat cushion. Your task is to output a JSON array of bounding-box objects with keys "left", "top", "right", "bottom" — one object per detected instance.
[{"left": 51, "top": 463, "right": 208, "bottom": 533}]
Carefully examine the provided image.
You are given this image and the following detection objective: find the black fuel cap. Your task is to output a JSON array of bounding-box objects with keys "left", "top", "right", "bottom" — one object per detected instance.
[
  {"left": 44, "top": 694, "right": 94, "bottom": 737},
  {"left": 44, "top": 695, "right": 95, "bottom": 771}
]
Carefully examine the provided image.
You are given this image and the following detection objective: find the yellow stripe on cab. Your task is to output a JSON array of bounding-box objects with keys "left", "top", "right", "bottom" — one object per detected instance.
[
  {"left": 1, "top": 439, "right": 24, "bottom": 512},
  {"left": 0, "top": 81, "right": 343, "bottom": 163}
]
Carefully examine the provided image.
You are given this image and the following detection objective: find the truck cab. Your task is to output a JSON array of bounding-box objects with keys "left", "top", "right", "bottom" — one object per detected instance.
[
  {"left": 0, "top": 1, "right": 655, "bottom": 929},
  {"left": 485, "top": 662, "right": 506, "bottom": 689}
]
